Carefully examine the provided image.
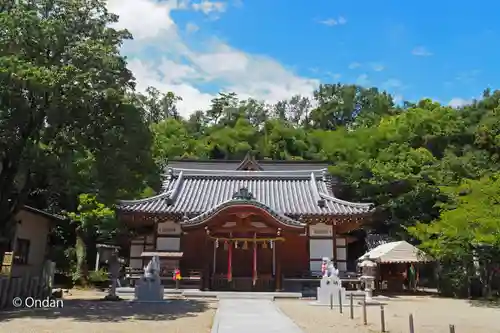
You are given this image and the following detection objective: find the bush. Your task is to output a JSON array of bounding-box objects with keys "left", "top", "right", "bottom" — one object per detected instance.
[{"left": 89, "top": 269, "right": 109, "bottom": 288}]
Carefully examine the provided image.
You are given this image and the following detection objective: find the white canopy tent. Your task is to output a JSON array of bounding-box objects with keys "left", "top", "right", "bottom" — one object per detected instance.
[{"left": 358, "top": 241, "right": 432, "bottom": 264}]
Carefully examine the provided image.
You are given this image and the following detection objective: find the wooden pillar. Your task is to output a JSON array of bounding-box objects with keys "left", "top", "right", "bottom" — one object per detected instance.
[
  {"left": 272, "top": 241, "right": 276, "bottom": 275},
  {"left": 332, "top": 221, "right": 337, "bottom": 265},
  {"left": 212, "top": 240, "right": 217, "bottom": 275},
  {"left": 202, "top": 236, "right": 211, "bottom": 290},
  {"left": 275, "top": 241, "right": 282, "bottom": 291}
]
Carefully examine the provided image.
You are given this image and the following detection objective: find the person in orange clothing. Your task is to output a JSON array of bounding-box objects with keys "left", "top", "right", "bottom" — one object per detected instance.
[{"left": 173, "top": 268, "right": 182, "bottom": 289}]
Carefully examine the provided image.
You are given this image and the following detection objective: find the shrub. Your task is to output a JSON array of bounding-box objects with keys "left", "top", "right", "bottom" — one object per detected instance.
[{"left": 89, "top": 269, "right": 109, "bottom": 288}]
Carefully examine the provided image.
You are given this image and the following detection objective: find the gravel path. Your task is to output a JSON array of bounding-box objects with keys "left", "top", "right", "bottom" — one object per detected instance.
[
  {"left": 0, "top": 290, "right": 217, "bottom": 333},
  {"left": 277, "top": 296, "right": 500, "bottom": 333}
]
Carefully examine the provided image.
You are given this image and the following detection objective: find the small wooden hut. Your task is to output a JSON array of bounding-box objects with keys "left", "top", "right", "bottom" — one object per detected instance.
[{"left": 358, "top": 241, "right": 432, "bottom": 291}]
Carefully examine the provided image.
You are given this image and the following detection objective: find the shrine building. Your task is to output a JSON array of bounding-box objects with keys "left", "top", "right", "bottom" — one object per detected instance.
[{"left": 117, "top": 155, "right": 374, "bottom": 291}]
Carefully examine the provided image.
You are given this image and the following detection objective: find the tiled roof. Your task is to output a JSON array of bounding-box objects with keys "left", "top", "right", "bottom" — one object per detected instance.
[
  {"left": 181, "top": 188, "right": 306, "bottom": 228},
  {"left": 118, "top": 167, "right": 373, "bottom": 217}
]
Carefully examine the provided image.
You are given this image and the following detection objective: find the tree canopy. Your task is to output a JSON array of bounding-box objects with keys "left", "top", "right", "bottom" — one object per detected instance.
[{"left": 0, "top": 0, "right": 156, "bottom": 244}]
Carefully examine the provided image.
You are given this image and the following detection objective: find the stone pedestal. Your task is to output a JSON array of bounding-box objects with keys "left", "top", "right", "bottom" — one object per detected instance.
[
  {"left": 316, "top": 276, "right": 347, "bottom": 306},
  {"left": 134, "top": 277, "right": 164, "bottom": 301}
]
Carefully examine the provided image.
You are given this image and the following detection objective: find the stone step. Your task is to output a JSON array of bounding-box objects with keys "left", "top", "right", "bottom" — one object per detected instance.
[
  {"left": 184, "top": 291, "right": 302, "bottom": 300},
  {"left": 116, "top": 287, "right": 302, "bottom": 299}
]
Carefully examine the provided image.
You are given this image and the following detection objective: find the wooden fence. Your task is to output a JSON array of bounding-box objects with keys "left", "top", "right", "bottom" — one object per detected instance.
[{"left": 0, "top": 261, "right": 55, "bottom": 310}]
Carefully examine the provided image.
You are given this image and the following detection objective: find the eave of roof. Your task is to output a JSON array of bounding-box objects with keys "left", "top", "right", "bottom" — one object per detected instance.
[
  {"left": 117, "top": 167, "right": 374, "bottom": 217},
  {"left": 22, "top": 205, "right": 67, "bottom": 222}
]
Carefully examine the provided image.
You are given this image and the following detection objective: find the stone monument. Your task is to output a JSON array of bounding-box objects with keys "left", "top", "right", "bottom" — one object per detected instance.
[
  {"left": 315, "top": 257, "right": 347, "bottom": 306},
  {"left": 134, "top": 255, "right": 164, "bottom": 301}
]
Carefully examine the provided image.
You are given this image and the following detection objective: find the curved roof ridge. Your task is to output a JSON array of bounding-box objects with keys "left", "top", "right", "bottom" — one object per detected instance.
[
  {"left": 308, "top": 172, "right": 323, "bottom": 204},
  {"left": 182, "top": 198, "right": 305, "bottom": 228},
  {"left": 318, "top": 191, "right": 374, "bottom": 208},
  {"left": 167, "top": 171, "right": 184, "bottom": 203}
]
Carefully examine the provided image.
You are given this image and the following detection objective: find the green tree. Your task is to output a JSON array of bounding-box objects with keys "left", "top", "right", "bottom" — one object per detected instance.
[
  {"left": 66, "top": 194, "right": 117, "bottom": 285},
  {"left": 0, "top": 0, "right": 155, "bottom": 247},
  {"left": 310, "top": 84, "right": 396, "bottom": 130},
  {"left": 132, "top": 87, "right": 183, "bottom": 124},
  {"left": 409, "top": 175, "right": 500, "bottom": 297},
  {"left": 152, "top": 118, "right": 209, "bottom": 163}
]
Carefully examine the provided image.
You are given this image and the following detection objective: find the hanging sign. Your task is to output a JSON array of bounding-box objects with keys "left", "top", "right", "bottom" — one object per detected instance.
[
  {"left": 309, "top": 223, "right": 333, "bottom": 237},
  {"left": 157, "top": 221, "right": 181, "bottom": 235},
  {"left": 1, "top": 252, "right": 13, "bottom": 276}
]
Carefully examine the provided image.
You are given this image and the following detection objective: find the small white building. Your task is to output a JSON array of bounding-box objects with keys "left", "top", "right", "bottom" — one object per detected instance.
[{"left": 2, "top": 206, "right": 64, "bottom": 277}]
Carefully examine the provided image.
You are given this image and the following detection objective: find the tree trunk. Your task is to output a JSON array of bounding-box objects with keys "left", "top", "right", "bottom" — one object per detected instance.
[
  {"left": 0, "top": 214, "right": 18, "bottom": 261},
  {"left": 75, "top": 229, "right": 89, "bottom": 286}
]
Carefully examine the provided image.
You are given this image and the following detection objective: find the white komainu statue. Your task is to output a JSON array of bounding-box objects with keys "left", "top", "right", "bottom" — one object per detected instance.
[
  {"left": 321, "top": 257, "right": 339, "bottom": 277},
  {"left": 135, "top": 255, "right": 164, "bottom": 301},
  {"left": 316, "top": 257, "right": 346, "bottom": 305},
  {"left": 143, "top": 255, "right": 161, "bottom": 279},
  {"left": 321, "top": 257, "right": 339, "bottom": 283}
]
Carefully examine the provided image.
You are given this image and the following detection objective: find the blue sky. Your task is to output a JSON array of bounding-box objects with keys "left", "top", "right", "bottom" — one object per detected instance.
[{"left": 110, "top": 0, "right": 500, "bottom": 114}]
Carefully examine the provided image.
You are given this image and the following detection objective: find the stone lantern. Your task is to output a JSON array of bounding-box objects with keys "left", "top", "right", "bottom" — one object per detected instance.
[
  {"left": 96, "top": 244, "right": 122, "bottom": 301},
  {"left": 358, "top": 258, "right": 377, "bottom": 301}
]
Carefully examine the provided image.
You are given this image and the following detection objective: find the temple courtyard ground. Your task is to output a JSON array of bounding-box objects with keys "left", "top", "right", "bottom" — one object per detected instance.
[
  {"left": 0, "top": 290, "right": 217, "bottom": 333},
  {"left": 277, "top": 296, "right": 500, "bottom": 333},
  {"left": 0, "top": 290, "right": 499, "bottom": 332}
]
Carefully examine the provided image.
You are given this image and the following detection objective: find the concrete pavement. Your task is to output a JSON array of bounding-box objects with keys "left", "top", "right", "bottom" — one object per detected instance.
[{"left": 211, "top": 299, "right": 304, "bottom": 333}]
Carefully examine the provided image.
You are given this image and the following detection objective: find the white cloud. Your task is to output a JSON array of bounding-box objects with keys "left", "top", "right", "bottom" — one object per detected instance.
[
  {"left": 192, "top": 0, "right": 227, "bottom": 15},
  {"left": 319, "top": 16, "right": 347, "bottom": 26},
  {"left": 186, "top": 22, "right": 199, "bottom": 33},
  {"left": 107, "top": 0, "right": 176, "bottom": 40},
  {"left": 412, "top": 46, "right": 432, "bottom": 57},
  {"left": 448, "top": 98, "right": 471, "bottom": 108},
  {"left": 128, "top": 59, "right": 215, "bottom": 112},
  {"left": 371, "top": 63, "right": 385, "bottom": 71},
  {"left": 107, "top": 0, "right": 319, "bottom": 116},
  {"left": 348, "top": 62, "right": 361, "bottom": 69}
]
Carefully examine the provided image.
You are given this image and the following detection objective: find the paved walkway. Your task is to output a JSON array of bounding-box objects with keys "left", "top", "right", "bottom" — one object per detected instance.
[{"left": 211, "top": 299, "right": 304, "bottom": 333}]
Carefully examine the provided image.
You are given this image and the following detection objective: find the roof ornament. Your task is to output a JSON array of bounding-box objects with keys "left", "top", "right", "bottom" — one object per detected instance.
[
  {"left": 232, "top": 187, "right": 254, "bottom": 200},
  {"left": 236, "top": 151, "right": 263, "bottom": 171},
  {"left": 322, "top": 169, "right": 328, "bottom": 181}
]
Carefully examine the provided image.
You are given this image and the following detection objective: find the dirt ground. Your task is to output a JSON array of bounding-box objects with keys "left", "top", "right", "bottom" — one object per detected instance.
[
  {"left": 278, "top": 295, "right": 500, "bottom": 333},
  {"left": 0, "top": 290, "right": 217, "bottom": 333}
]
